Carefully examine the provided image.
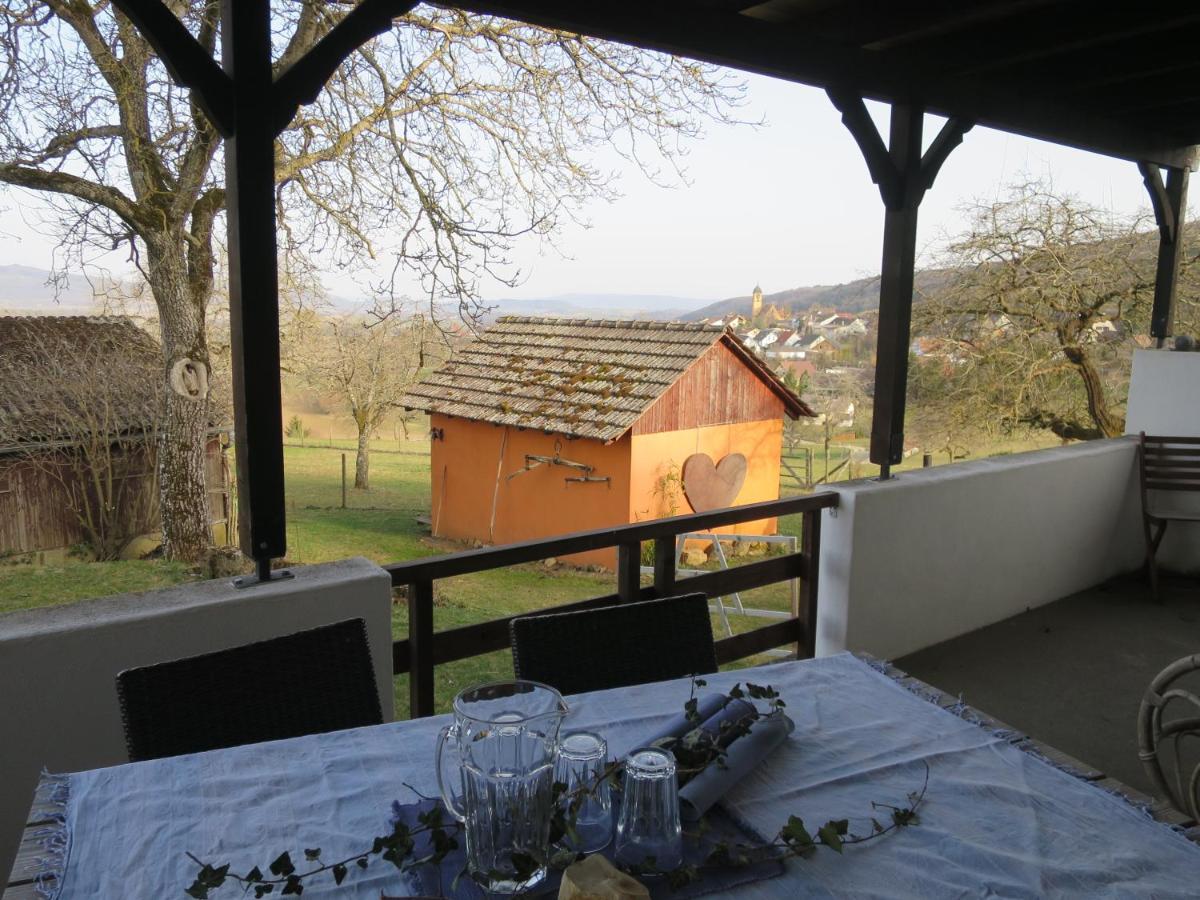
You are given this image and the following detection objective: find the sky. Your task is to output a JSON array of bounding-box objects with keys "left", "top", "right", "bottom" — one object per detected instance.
[{"left": 0, "top": 71, "right": 1158, "bottom": 306}]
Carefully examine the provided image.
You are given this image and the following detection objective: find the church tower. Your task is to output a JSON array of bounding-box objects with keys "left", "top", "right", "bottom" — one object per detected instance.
[{"left": 751, "top": 284, "right": 764, "bottom": 319}]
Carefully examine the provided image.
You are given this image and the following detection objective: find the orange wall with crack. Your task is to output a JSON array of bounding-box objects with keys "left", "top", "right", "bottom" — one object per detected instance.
[{"left": 430, "top": 413, "right": 783, "bottom": 568}]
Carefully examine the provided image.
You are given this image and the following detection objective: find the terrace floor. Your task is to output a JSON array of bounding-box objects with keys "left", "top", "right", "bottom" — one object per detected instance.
[{"left": 896, "top": 572, "right": 1200, "bottom": 796}]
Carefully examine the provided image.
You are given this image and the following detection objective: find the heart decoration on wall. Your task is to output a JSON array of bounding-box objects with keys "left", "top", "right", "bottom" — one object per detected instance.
[{"left": 681, "top": 452, "right": 748, "bottom": 512}]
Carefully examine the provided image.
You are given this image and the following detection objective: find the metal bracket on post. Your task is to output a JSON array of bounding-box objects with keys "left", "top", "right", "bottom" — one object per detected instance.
[
  {"left": 233, "top": 557, "right": 294, "bottom": 589},
  {"left": 1139, "top": 160, "right": 1191, "bottom": 347},
  {"left": 827, "top": 89, "right": 972, "bottom": 479}
]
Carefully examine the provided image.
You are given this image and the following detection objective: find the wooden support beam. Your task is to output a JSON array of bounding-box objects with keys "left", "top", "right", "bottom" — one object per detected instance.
[
  {"left": 1139, "top": 162, "right": 1191, "bottom": 345},
  {"left": 222, "top": 0, "right": 288, "bottom": 563},
  {"left": 831, "top": 96, "right": 970, "bottom": 477}
]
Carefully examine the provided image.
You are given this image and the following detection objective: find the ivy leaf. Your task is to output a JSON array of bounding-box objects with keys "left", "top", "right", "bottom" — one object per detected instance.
[
  {"left": 892, "top": 807, "right": 919, "bottom": 827},
  {"left": 269, "top": 852, "right": 295, "bottom": 877},
  {"left": 780, "top": 815, "right": 813, "bottom": 848},
  {"left": 694, "top": 678, "right": 707, "bottom": 688},
  {"left": 817, "top": 820, "right": 847, "bottom": 853},
  {"left": 246, "top": 866, "right": 263, "bottom": 883},
  {"left": 280, "top": 873, "right": 304, "bottom": 894},
  {"left": 356, "top": 857, "right": 369, "bottom": 869},
  {"left": 254, "top": 886, "right": 274, "bottom": 898},
  {"left": 303, "top": 847, "right": 321, "bottom": 862},
  {"left": 332, "top": 863, "right": 348, "bottom": 885}
]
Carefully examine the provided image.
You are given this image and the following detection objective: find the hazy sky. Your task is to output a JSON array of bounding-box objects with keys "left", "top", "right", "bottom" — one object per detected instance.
[{"left": 0, "top": 71, "right": 1157, "bottom": 304}]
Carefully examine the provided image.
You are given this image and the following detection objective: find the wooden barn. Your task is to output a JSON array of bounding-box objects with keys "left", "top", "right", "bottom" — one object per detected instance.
[
  {"left": 0, "top": 316, "right": 230, "bottom": 558},
  {"left": 401, "top": 317, "right": 814, "bottom": 567}
]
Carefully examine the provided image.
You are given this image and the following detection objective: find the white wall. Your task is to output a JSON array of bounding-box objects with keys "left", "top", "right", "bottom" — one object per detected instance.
[
  {"left": 1126, "top": 349, "right": 1200, "bottom": 573},
  {"left": 815, "top": 439, "right": 1144, "bottom": 660},
  {"left": 0, "top": 557, "right": 393, "bottom": 885}
]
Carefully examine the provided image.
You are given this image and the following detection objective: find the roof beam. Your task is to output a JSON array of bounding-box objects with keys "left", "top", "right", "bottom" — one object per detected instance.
[{"left": 447, "top": 0, "right": 1196, "bottom": 168}]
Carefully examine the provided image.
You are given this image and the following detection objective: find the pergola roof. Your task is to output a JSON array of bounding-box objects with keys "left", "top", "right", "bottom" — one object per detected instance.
[{"left": 457, "top": 0, "right": 1200, "bottom": 169}]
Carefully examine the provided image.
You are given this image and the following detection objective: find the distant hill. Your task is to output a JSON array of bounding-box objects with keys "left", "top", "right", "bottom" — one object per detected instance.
[
  {"left": 0, "top": 264, "right": 103, "bottom": 313},
  {"left": 682, "top": 269, "right": 958, "bottom": 322},
  {"left": 482, "top": 292, "right": 707, "bottom": 321}
]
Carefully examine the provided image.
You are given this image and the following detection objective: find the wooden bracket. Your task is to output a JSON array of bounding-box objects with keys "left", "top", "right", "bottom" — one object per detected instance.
[
  {"left": 1139, "top": 162, "right": 1184, "bottom": 244},
  {"left": 112, "top": 0, "right": 418, "bottom": 138},
  {"left": 827, "top": 89, "right": 972, "bottom": 209},
  {"left": 271, "top": 0, "right": 418, "bottom": 134},
  {"left": 1138, "top": 160, "right": 1192, "bottom": 342},
  {"left": 110, "top": 0, "right": 234, "bottom": 136}
]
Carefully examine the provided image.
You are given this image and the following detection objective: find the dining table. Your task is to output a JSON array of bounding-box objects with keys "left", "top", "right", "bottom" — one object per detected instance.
[{"left": 6, "top": 651, "right": 1200, "bottom": 899}]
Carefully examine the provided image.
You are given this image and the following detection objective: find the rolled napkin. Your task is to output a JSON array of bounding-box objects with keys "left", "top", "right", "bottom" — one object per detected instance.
[
  {"left": 639, "top": 693, "right": 796, "bottom": 822},
  {"left": 678, "top": 710, "right": 794, "bottom": 821},
  {"left": 644, "top": 693, "right": 727, "bottom": 747}
]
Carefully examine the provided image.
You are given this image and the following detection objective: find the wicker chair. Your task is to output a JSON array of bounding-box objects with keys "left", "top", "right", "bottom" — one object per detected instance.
[
  {"left": 117, "top": 618, "right": 383, "bottom": 762},
  {"left": 1137, "top": 653, "right": 1200, "bottom": 820},
  {"left": 509, "top": 594, "right": 718, "bottom": 696}
]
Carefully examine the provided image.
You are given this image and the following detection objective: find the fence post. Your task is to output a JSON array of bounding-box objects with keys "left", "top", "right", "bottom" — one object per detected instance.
[
  {"left": 797, "top": 508, "right": 822, "bottom": 659},
  {"left": 341, "top": 453, "right": 347, "bottom": 509},
  {"left": 408, "top": 579, "right": 435, "bottom": 717},
  {"left": 617, "top": 541, "right": 641, "bottom": 602},
  {"left": 653, "top": 537, "right": 676, "bottom": 596}
]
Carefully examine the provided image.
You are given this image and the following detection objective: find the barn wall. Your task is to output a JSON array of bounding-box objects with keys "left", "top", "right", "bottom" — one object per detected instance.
[
  {"left": 0, "top": 436, "right": 229, "bottom": 556},
  {"left": 632, "top": 340, "right": 785, "bottom": 436},
  {"left": 628, "top": 418, "right": 784, "bottom": 537},
  {"left": 430, "top": 414, "right": 631, "bottom": 568}
]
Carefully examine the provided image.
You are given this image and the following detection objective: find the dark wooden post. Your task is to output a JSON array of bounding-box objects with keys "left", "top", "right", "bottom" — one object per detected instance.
[
  {"left": 408, "top": 579, "right": 435, "bottom": 717},
  {"left": 617, "top": 541, "right": 641, "bottom": 602},
  {"left": 828, "top": 91, "right": 971, "bottom": 480},
  {"left": 222, "top": 0, "right": 287, "bottom": 577},
  {"left": 1139, "top": 161, "right": 1192, "bottom": 347},
  {"left": 797, "top": 508, "right": 822, "bottom": 659},
  {"left": 871, "top": 104, "right": 923, "bottom": 480},
  {"left": 653, "top": 537, "right": 676, "bottom": 596}
]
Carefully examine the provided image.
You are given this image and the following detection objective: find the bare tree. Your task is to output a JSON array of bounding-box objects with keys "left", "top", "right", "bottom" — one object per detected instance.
[
  {"left": 1, "top": 319, "right": 163, "bottom": 559},
  {"left": 288, "top": 306, "right": 439, "bottom": 490},
  {"left": 0, "top": 2, "right": 745, "bottom": 559},
  {"left": 914, "top": 182, "right": 1167, "bottom": 441}
]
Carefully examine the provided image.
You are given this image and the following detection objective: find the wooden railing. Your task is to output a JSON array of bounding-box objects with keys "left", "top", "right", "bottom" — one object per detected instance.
[{"left": 385, "top": 492, "right": 838, "bottom": 717}]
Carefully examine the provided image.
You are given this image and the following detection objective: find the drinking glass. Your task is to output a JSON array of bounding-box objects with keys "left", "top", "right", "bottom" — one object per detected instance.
[
  {"left": 614, "top": 747, "right": 683, "bottom": 871},
  {"left": 555, "top": 731, "right": 612, "bottom": 853}
]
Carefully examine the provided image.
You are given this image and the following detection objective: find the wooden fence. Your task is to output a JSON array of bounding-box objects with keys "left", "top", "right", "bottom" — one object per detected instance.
[{"left": 385, "top": 492, "right": 838, "bottom": 717}]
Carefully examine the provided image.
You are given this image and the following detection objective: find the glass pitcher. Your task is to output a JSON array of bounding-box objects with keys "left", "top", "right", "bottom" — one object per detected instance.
[{"left": 435, "top": 680, "right": 568, "bottom": 894}]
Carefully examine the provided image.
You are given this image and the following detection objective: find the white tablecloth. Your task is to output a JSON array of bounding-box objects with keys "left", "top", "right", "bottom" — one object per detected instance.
[{"left": 40, "top": 653, "right": 1200, "bottom": 898}]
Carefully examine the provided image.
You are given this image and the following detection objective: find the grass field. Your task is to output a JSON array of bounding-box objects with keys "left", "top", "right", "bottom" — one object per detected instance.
[{"left": 0, "top": 427, "right": 1057, "bottom": 716}]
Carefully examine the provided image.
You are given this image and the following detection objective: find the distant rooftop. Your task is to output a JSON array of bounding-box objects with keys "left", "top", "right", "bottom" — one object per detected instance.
[{"left": 401, "top": 316, "right": 812, "bottom": 441}]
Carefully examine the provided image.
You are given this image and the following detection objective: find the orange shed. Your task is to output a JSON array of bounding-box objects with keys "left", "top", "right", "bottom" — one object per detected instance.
[{"left": 401, "top": 317, "right": 814, "bottom": 568}]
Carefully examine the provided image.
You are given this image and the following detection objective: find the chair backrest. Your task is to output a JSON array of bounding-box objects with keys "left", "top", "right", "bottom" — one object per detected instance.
[
  {"left": 117, "top": 618, "right": 383, "bottom": 761},
  {"left": 1138, "top": 433, "right": 1200, "bottom": 498},
  {"left": 509, "top": 593, "right": 718, "bottom": 696},
  {"left": 1137, "top": 653, "right": 1200, "bottom": 820}
]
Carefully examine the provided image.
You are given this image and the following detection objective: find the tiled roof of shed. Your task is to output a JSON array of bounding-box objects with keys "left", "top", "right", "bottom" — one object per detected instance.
[
  {"left": 401, "top": 316, "right": 811, "bottom": 442},
  {"left": 0, "top": 316, "right": 160, "bottom": 452}
]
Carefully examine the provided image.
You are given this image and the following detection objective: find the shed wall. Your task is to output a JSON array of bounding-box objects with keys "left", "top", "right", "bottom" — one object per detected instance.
[
  {"left": 632, "top": 340, "right": 785, "bottom": 436},
  {"left": 0, "top": 436, "right": 229, "bottom": 555},
  {"left": 629, "top": 418, "right": 784, "bottom": 536},
  {"left": 430, "top": 414, "right": 632, "bottom": 568}
]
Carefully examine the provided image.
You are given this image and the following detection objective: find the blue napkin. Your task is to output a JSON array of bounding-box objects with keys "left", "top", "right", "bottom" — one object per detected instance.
[{"left": 390, "top": 798, "right": 784, "bottom": 899}]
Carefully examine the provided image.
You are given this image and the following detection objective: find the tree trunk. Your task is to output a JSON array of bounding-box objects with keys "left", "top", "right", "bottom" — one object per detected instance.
[
  {"left": 354, "top": 422, "right": 370, "bottom": 490},
  {"left": 1063, "top": 346, "right": 1123, "bottom": 438},
  {"left": 146, "top": 240, "right": 213, "bottom": 561}
]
